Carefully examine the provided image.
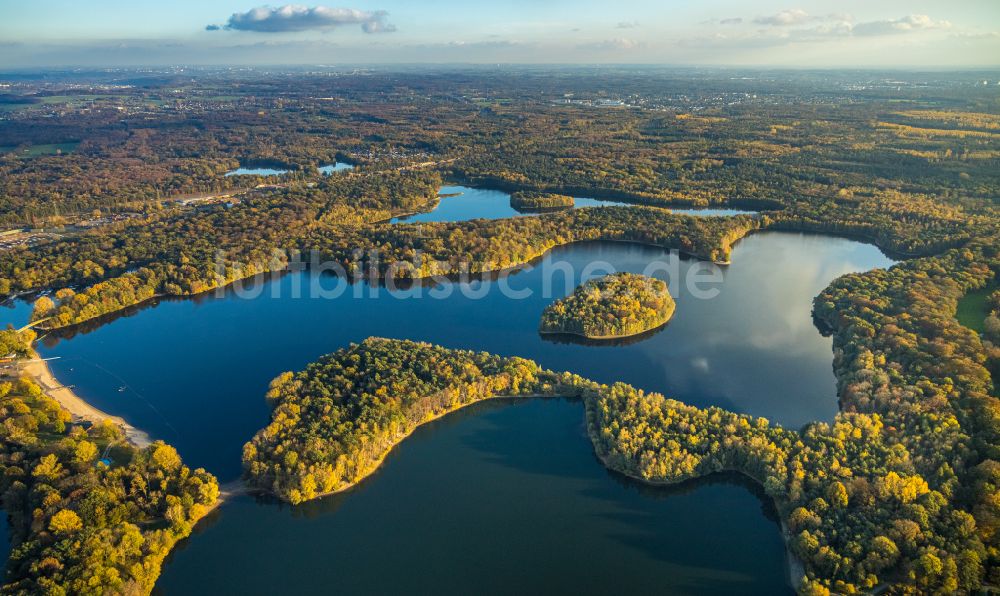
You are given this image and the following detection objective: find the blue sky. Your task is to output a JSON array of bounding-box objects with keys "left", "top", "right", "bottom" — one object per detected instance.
[{"left": 2, "top": 1, "right": 998, "bottom": 67}]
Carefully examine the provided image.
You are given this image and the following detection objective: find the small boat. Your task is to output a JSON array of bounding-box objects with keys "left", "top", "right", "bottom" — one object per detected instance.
[{"left": 117, "top": 386, "right": 126, "bottom": 393}]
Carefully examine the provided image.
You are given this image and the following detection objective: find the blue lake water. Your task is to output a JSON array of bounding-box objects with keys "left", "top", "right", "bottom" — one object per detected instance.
[
  {"left": 224, "top": 166, "right": 289, "bottom": 177},
  {"left": 4, "top": 227, "right": 894, "bottom": 594},
  {"left": 319, "top": 162, "right": 354, "bottom": 174},
  {"left": 224, "top": 162, "right": 352, "bottom": 177}
]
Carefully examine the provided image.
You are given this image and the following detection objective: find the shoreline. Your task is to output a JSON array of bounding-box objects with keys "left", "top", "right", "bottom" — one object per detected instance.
[
  {"left": 19, "top": 347, "right": 152, "bottom": 448},
  {"left": 538, "top": 320, "right": 671, "bottom": 341},
  {"left": 249, "top": 391, "right": 552, "bottom": 503},
  {"left": 540, "top": 308, "right": 675, "bottom": 341}
]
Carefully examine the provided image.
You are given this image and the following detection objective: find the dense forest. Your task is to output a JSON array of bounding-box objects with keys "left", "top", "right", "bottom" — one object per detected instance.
[
  {"left": 539, "top": 272, "right": 674, "bottom": 339},
  {"left": 17, "top": 171, "right": 441, "bottom": 329},
  {"left": 509, "top": 191, "right": 574, "bottom": 212},
  {"left": 0, "top": 328, "right": 36, "bottom": 359},
  {"left": 307, "top": 207, "right": 761, "bottom": 278},
  {"left": 0, "top": 375, "right": 218, "bottom": 594},
  {"left": 1, "top": 70, "right": 996, "bottom": 230},
  {"left": 242, "top": 339, "right": 548, "bottom": 504}
]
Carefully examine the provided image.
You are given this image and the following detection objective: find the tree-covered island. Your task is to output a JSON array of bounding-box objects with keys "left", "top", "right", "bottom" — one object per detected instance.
[
  {"left": 509, "top": 191, "right": 575, "bottom": 212},
  {"left": 539, "top": 272, "right": 675, "bottom": 339}
]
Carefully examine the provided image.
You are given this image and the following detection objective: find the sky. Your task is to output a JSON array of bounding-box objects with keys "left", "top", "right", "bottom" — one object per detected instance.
[{"left": 1, "top": 0, "right": 998, "bottom": 68}]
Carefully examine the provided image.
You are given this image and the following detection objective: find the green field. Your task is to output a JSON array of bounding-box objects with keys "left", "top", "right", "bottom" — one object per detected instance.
[
  {"left": 0, "top": 95, "right": 117, "bottom": 112},
  {"left": 0, "top": 142, "right": 80, "bottom": 157},
  {"left": 956, "top": 283, "right": 997, "bottom": 333},
  {"left": 38, "top": 94, "right": 106, "bottom": 104}
]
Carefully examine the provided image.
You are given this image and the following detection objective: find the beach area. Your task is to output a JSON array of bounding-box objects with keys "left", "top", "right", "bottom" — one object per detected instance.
[{"left": 18, "top": 348, "right": 151, "bottom": 448}]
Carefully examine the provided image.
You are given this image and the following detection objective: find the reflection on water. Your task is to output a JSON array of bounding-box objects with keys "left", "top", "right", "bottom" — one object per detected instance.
[
  {"left": 539, "top": 322, "right": 671, "bottom": 347},
  {"left": 158, "top": 398, "right": 792, "bottom": 596}
]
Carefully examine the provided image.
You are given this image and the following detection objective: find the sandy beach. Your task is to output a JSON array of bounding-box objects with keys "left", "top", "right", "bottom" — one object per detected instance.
[{"left": 19, "top": 348, "right": 152, "bottom": 448}]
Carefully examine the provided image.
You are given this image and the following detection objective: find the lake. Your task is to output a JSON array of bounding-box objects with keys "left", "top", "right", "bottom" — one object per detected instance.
[
  {"left": 158, "top": 399, "right": 790, "bottom": 595},
  {"left": 7, "top": 228, "right": 894, "bottom": 594},
  {"left": 224, "top": 166, "right": 289, "bottom": 177},
  {"left": 319, "top": 162, "right": 354, "bottom": 174},
  {"left": 391, "top": 185, "right": 756, "bottom": 223},
  {"left": 225, "top": 162, "right": 353, "bottom": 177}
]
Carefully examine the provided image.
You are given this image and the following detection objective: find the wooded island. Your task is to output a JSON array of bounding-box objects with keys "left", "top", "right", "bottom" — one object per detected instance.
[
  {"left": 509, "top": 191, "right": 575, "bottom": 212},
  {"left": 539, "top": 272, "right": 675, "bottom": 339}
]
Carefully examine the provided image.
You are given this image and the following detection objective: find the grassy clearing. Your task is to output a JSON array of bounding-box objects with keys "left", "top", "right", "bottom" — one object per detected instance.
[
  {"left": 956, "top": 283, "right": 997, "bottom": 334},
  {"left": 0, "top": 142, "right": 80, "bottom": 157}
]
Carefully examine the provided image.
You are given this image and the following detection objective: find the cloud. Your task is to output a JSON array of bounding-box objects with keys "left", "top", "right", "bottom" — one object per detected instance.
[
  {"left": 700, "top": 11, "right": 953, "bottom": 43},
  {"left": 444, "top": 40, "right": 520, "bottom": 49},
  {"left": 754, "top": 9, "right": 811, "bottom": 27},
  {"left": 205, "top": 24, "right": 221, "bottom": 31},
  {"left": 852, "top": 15, "right": 950, "bottom": 36},
  {"left": 214, "top": 5, "right": 396, "bottom": 34},
  {"left": 616, "top": 21, "right": 640, "bottom": 29},
  {"left": 700, "top": 17, "right": 743, "bottom": 26},
  {"left": 950, "top": 31, "right": 1000, "bottom": 40},
  {"left": 579, "top": 38, "right": 642, "bottom": 50}
]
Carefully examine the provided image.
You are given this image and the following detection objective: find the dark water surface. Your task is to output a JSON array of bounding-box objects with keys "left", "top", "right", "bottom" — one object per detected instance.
[
  {"left": 158, "top": 399, "right": 790, "bottom": 595},
  {"left": 6, "top": 230, "right": 893, "bottom": 594}
]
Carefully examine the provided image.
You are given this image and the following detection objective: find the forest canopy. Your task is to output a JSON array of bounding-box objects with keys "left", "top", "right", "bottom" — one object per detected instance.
[
  {"left": 509, "top": 191, "right": 574, "bottom": 212},
  {"left": 539, "top": 272, "right": 675, "bottom": 339},
  {"left": 0, "top": 377, "right": 218, "bottom": 594}
]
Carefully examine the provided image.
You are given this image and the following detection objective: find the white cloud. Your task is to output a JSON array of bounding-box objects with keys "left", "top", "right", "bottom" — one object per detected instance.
[
  {"left": 444, "top": 40, "right": 520, "bottom": 49},
  {"left": 852, "top": 14, "right": 951, "bottom": 36},
  {"left": 215, "top": 5, "right": 396, "bottom": 34},
  {"left": 950, "top": 31, "right": 1000, "bottom": 40},
  {"left": 579, "top": 38, "right": 642, "bottom": 50},
  {"left": 699, "top": 11, "right": 953, "bottom": 45},
  {"left": 754, "top": 9, "right": 811, "bottom": 27}
]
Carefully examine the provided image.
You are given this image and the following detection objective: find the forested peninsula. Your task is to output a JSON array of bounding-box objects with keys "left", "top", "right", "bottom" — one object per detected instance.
[
  {"left": 539, "top": 273, "right": 675, "bottom": 339},
  {"left": 0, "top": 333, "right": 218, "bottom": 594}
]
